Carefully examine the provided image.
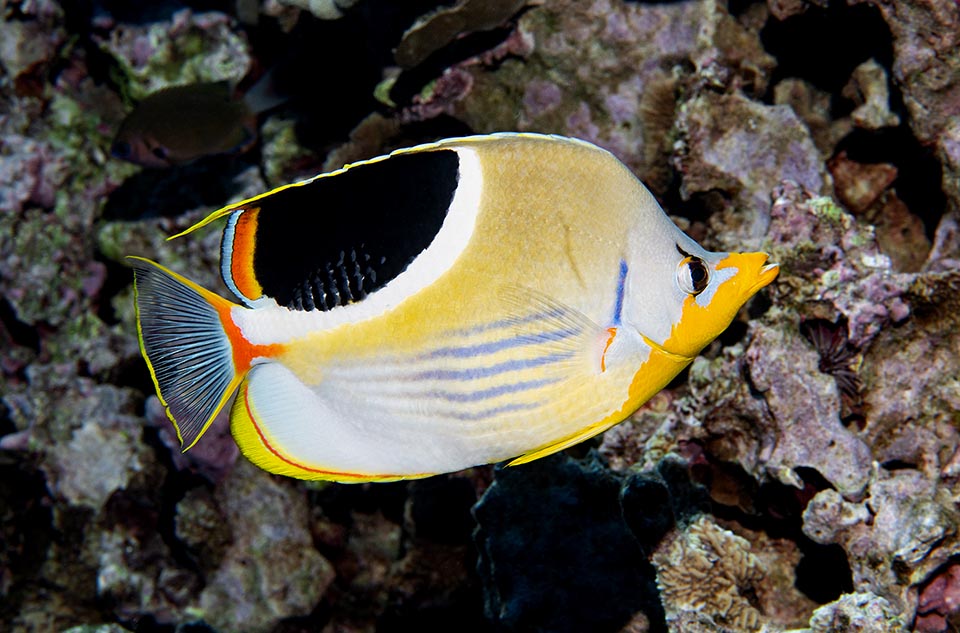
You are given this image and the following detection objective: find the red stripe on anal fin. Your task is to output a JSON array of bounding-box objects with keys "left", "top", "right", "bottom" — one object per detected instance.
[
  {"left": 242, "top": 383, "right": 414, "bottom": 481},
  {"left": 231, "top": 207, "right": 264, "bottom": 301}
]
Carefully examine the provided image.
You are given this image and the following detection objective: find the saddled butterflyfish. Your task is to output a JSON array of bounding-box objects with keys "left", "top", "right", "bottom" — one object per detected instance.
[{"left": 130, "top": 133, "right": 779, "bottom": 482}]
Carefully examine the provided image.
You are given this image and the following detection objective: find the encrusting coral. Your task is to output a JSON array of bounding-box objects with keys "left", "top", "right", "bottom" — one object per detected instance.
[{"left": 652, "top": 515, "right": 765, "bottom": 631}]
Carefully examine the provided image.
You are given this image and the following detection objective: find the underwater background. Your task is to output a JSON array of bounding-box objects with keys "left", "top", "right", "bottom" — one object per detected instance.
[{"left": 2, "top": 0, "right": 960, "bottom": 631}]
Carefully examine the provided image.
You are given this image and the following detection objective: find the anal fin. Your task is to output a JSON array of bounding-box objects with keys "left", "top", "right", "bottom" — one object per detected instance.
[
  {"left": 506, "top": 416, "right": 623, "bottom": 466},
  {"left": 230, "top": 363, "right": 434, "bottom": 483}
]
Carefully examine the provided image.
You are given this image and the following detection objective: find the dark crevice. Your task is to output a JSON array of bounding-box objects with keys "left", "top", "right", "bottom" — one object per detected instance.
[
  {"left": 727, "top": 0, "right": 764, "bottom": 18},
  {"left": 880, "top": 459, "right": 917, "bottom": 472},
  {"left": 0, "top": 295, "right": 40, "bottom": 353},
  {"left": 793, "top": 466, "right": 835, "bottom": 493},
  {"left": 138, "top": 425, "right": 215, "bottom": 575},
  {"left": 308, "top": 480, "right": 410, "bottom": 527},
  {"left": 126, "top": 613, "right": 176, "bottom": 633},
  {"left": 834, "top": 127, "right": 946, "bottom": 239},
  {"left": 93, "top": 252, "right": 133, "bottom": 326},
  {"left": 663, "top": 188, "right": 731, "bottom": 231},
  {"left": 747, "top": 291, "right": 773, "bottom": 319},
  {"left": 794, "top": 542, "right": 854, "bottom": 603},
  {"left": 0, "top": 401, "right": 14, "bottom": 438},
  {"left": 392, "top": 115, "right": 476, "bottom": 147},
  {"left": 761, "top": 2, "right": 893, "bottom": 107},
  {"left": 758, "top": 1, "right": 946, "bottom": 237},
  {"left": 102, "top": 154, "right": 256, "bottom": 220},
  {"left": 718, "top": 318, "right": 749, "bottom": 348},
  {"left": 665, "top": 363, "right": 691, "bottom": 390},
  {"left": 704, "top": 462, "right": 853, "bottom": 605},
  {"left": 102, "top": 354, "right": 155, "bottom": 396},
  {"left": 407, "top": 477, "right": 478, "bottom": 544},
  {"left": 0, "top": 462, "right": 55, "bottom": 624}
]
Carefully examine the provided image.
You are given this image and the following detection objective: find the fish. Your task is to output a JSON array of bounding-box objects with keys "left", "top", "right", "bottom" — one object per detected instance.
[
  {"left": 111, "top": 79, "right": 275, "bottom": 168},
  {"left": 129, "top": 133, "right": 779, "bottom": 482}
]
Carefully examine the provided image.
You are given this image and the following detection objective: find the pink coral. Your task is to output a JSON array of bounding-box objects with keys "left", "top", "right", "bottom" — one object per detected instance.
[{"left": 916, "top": 563, "right": 960, "bottom": 632}]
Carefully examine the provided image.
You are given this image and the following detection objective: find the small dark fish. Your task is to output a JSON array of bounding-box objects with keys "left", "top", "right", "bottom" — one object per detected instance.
[{"left": 112, "top": 81, "right": 257, "bottom": 168}]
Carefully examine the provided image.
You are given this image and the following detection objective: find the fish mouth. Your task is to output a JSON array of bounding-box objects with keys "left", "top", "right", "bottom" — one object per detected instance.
[
  {"left": 760, "top": 260, "right": 779, "bottom": 280},
  {"left": 719, "top": 252, "right": 780, "bottom": 297},
  {"left": 752, "top": 261, "right": 780, "bottom": 294}
]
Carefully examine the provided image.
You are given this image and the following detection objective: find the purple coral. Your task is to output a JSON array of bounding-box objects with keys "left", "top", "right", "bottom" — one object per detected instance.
[{"left": 916, "top": 563, "right": 960, "bottom": 632}]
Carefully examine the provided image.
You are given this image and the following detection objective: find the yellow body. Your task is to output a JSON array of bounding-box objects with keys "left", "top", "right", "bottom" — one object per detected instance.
[{"left": 132, "top": 134, "right": 778, "bottom": 482}]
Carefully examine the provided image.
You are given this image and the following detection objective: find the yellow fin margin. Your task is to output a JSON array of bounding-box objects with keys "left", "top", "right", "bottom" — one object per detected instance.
[
  {"left": 229, "top": 378, "right": 434, "bottom": 483},
  {"left": 129, "top": 256, "right": 244, "bottom": 451},
  {"left": 167, "top": 133, "right": 602, "bottom": 240}
]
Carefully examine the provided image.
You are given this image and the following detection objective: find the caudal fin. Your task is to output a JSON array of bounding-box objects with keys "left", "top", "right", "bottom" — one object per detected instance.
[{"left": 129, "top": 256, "right": 245, "bottom": 450}]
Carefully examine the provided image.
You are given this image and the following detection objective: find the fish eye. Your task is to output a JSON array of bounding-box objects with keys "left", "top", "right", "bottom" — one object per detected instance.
[
  {"left": 111, "top": 140, "right": 132, "bottom": 158},
  {"left": 151, "top": 146, "right": 168, "bottom": 160},
  {"left": 677, "top": 256, "right": 710, "bottom": 295}
]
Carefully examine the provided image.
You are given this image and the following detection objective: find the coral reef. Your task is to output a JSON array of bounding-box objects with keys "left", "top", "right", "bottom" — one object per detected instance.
[
  {"left": 653, "top": 515, "right": 765, "bottom": 631},
  {"left": 2, "top": 0, "right": 960, "bottom": 630},
  {"left": 808, "top": 592, "right": 906, "bottom": 633}
]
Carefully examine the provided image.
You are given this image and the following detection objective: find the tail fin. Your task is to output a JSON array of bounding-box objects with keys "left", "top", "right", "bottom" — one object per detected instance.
[{"left": 129, "top": 256, "right": 246, "bottom": 451}]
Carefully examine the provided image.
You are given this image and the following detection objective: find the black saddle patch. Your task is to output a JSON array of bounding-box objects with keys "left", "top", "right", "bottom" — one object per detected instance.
[{"left": 247, "top": 148, "right": 461, "bottom": 311}]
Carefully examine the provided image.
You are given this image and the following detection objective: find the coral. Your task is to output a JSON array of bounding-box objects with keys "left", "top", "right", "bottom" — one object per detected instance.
[
  {"left": 867, "top": 193, "right": 931, "bottom": 273},
  {"left": 191, "top": 460, "right": 335, "bottom": 633},
  {"left": 745, "top": 321, "right": 872, "bottom": 497},
  {"left": 802, "top": 470, "right": 960, "bottom": 615},
  {"left": 0, "top": 0, "right": 66, "bottom": 88},
  {"left": 95, "top": 9, "right": 253, "bottom": 99},
  {"left": 44, "top": 384, "right": 150, "bottom": 511},
  {"left": 842, "top": 59, "right": 901, "bottom": 131},
  {"left": 807, "top": 592, "right": 906, "bottom": 633},
  {"left": 853, "top": 0, "right": 958, "bottom": 147},
  {"left": 828, "top": 152, "right": 898, "bottom": 215},
  {"left": 773, "top": 78, "right": 853, "bottom": 156},
  {"left": 276, "top": 0, "right": 359, "bottom": 21},
  {"left": 676, "top": 92, "right": 828, "bottom": 245},
  {"left": 330, "top": 508, "right": 403, "bottom": 624},
  {"left": 827, "top": 152, "right": 930, "bottom": 272},
  {"left": 425, "top": 0, "right": 774, "bottom": 190},
  {"left": 393, "top": 0, "right": 528, "bottom": 68},
  {"left": 853, "top": 0, "right": 960, "bottom": 212},
  {"left": 859, "top": 271, "right": 960, "bottom": 478},
  {"left": 916, "top": 562, "right": 960, "bottom": 632},
  {"left": 763, "top": 184, "right": 909, "bottom": 349},
  {"left": 96, "top": 499, "right": 202, "bottom": 624},
  {"left": 260, "top": 115, "right": 324, "bottom": 188},
  {"left": 652, "top": 515, "right": 765, "bottom": 631}
]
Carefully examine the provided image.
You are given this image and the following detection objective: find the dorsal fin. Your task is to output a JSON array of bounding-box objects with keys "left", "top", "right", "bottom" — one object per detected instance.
[
  {"left": 169, "top": 144, "right": 460, "bottom": 310},
  {"left": 214, "top": 148, "right": 461, "bottom": 309}
]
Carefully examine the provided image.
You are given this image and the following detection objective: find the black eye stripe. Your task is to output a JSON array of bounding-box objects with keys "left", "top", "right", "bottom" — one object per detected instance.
[
  {"left": 676, "top": 245, "right": 709, "bottom": 295},
  {"left": 690, "top": 262, "right": 707, "bottom": 282},
  {"left": 687, "top": 259, "right": 709, "bottom": 293}
]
